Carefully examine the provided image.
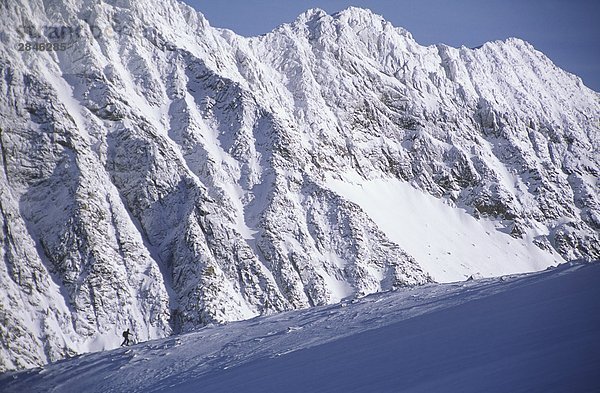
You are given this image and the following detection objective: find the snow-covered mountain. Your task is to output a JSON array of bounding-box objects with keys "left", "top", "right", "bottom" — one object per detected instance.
[
  {"left": 1, "top": 263, "right": 599, "bottom": 392},
  {"left": 0, "top": 0, "right": 598, "bottom": 371}
]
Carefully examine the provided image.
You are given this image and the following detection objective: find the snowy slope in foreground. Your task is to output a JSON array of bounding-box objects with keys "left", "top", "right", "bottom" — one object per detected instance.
[{"left": 1, "top": 263, "right": 599, "bottom": 393}]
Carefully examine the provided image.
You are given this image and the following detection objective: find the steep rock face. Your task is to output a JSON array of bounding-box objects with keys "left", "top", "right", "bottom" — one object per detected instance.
[
  {"left": 251, "top": 8, "right": 599, "bottom": 260},
  {"left": 0, "top": 1, "right": 598, "bottom": 371}
]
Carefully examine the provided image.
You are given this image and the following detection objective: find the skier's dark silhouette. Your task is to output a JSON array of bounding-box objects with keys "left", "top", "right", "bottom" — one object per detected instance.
[{"left": 121, "top": 328, "right": 132, "bottom": 346}]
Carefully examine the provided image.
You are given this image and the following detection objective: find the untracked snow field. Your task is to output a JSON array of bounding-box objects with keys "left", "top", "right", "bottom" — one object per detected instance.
[
  {"left": 327, "top": 174, "right": 562, "bottom": 282},
  {"left": 1, "top": 263, "right": 599, "bottom": 392}
]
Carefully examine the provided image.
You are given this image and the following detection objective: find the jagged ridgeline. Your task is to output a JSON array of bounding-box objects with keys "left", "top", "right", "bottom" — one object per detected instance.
[{"left": 0, "top": 0, "right": 598, "bottom": 371}]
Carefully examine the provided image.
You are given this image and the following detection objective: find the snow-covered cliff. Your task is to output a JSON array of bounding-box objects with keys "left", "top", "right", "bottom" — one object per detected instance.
[{"left": 0, "top": 0, "right": 598, "bottom": 371}]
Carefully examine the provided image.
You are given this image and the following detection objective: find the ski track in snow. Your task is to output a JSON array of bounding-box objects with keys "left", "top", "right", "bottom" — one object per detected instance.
[{"left": 1, "top": 262, "right": 598, "bottom": 393}]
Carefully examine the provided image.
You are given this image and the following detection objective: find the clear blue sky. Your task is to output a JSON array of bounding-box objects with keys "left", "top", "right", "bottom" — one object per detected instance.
[{"left": 181, "top": 0, "right": 599, "bottom": 92}]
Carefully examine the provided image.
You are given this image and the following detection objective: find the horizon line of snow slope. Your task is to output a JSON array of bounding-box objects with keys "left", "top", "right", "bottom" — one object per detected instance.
[
  {"left": 326, "top": 172, "right": 564, "bottom": 282},
  {"left": 0, "top": 262, "right": 598, "bottom": 393}
]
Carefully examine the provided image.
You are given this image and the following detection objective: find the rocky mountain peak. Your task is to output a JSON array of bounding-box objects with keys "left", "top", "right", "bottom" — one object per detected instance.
[{"left": 333, "top": 6, "right": 386, "bottom": 27}]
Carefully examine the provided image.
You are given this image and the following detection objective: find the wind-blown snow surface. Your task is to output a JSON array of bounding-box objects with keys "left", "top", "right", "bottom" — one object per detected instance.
[
  {"left": 1, "top": 262, "right": 599, "bottom": 393},
  {"left": 1, "top": 0, "right": 599, "bottom": 371}
]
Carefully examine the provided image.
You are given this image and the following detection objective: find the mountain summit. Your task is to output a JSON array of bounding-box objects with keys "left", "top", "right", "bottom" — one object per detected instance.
[{"left": 0, "top": 0, "right": 598, "bottom": 371}]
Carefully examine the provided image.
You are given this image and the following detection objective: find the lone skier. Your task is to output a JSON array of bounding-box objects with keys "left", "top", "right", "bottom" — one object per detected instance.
[{"left": 121, "top": 328, "right": 132, "bottom": 346}]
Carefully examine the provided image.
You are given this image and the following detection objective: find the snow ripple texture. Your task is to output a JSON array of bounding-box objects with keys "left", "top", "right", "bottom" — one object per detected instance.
[{"left": 0, "top": 0, "right": 598, "bottom": 371}]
